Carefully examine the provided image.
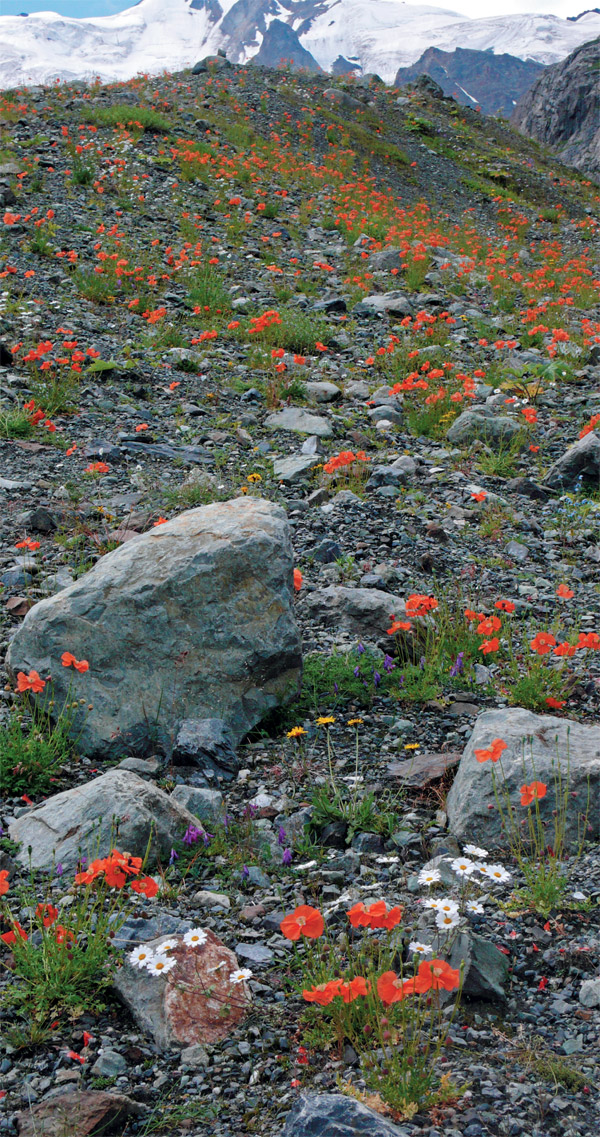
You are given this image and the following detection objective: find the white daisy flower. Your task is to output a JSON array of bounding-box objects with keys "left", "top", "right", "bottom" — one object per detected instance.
[
  {"left": 183, "top": 927, "right": 208, "bottom": 948},
  {"left": 464, "top": 844, "right": 488, "bottom": 859},
  {"left": 451, "top": 857, "right": 475, "bottom": 877},
  {"left": 408, "top": 941, "right": 433, "bottom": 955},
  {"left": 128, "top": 945, "right": 155, "bottom": 969},
  {"left": 418, "top": 868, "right": 441, "bottom": 886},
  {"left": 436, "top": 910, "right": 460, "bottom": 931},
  {"left": 466, "top": 900, "right": 485, "bottom": 914},
  {"left": 436, "top": 898, "right": 459, "bottom": 915},
  {"left": 155, "top": 939, "right": 178, "bottom": 955},
  {"left": 474, "top": 861, "right": 490, "bottom": 876},
  {"left": 146, "top": 956, "right": 176, "bottom": 977},
  {"left": 229, "top": 968, "right": 253, "bottom": 984},
  {"left": 487, "top": 864, "right": 511, "bottom": 884}
]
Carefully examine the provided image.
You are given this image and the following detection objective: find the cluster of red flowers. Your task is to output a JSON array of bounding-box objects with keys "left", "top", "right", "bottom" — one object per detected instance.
[
  {"left": 322, "top": 450, "right": 370, "bottom": 475},
  {"left": 248, "top": 309, "right": 281, "bottom": 335},
  {"left": 74, "top": 848, "right": 158, "bottom": 897}
]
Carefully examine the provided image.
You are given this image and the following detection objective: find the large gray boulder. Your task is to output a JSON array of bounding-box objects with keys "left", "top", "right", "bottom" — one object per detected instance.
[
  {"left": 446, "top": 708, "right": 600, "bottom": 849},
  {"left": 6, "top": 498, "right": 301, "bottom": 758},
  {"left": 8, "top": 769, "right": 201, "bottom": 871},
  {"left": 543, "top": 431, "right": 600, "bottom": 491}
]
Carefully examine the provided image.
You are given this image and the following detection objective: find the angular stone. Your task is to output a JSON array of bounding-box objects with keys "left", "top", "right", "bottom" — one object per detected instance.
[
  {"left": 15, "top": 1091, "right": 143, "bottom": 1137},
  {"left": 543, "top": 431, "right": 600, "bottom": 491},
  {"left": 170, "top": 785, "right": 224, "bottom": 823},
  {"left": 114, "top": 931, "right": 249, "bottom": 1049},
  {"left": 9, "top": 770, "right": 201, "bottom": 871},
  {"left": 387, "top": 751, "right": 462, "bottom": 787},
  {"left": 171, "top": 718, "right": 239, "bottom": 782},
  {"left": 265, "top": 407, "right": 333, "bottom": 437},
  {"left": 301, "top": 585, "right": 403, "bottom": 641},
  {"left": 6, "top": 498, "right": 301, "bottom": 757},
  {"left": 579, "top": 978, "right": 600, "bottom": 1008},
  {"left": 303, "top": 381, "right": 342, "bottom": 403},
  {"left": 446, "top": 708, "right": 600, "bottom": 848},
  {"left": 273, "top": 454, "right": 321, "bottom": 483},
  {"left": 282, "top": 1092, "right": 409, "bottom": 1136},
  {"left": 447, "top": 409, "right": 521, "bottom": 445},
  {"left": 359, "top": 291, "right": 413, "bottom": 317}
]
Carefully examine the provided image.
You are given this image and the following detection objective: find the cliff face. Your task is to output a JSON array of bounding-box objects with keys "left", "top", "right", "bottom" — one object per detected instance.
[
  {"left": 511, "top": 36, "right": 600, "bottom": 179},
  {"left": 394, "top": 46, "right": 544, "bottom": 117}
]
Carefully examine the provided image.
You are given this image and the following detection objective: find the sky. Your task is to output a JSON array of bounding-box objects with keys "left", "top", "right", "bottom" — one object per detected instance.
[{"left": 0, "top": 0, "right": 592, "bottom": 18}]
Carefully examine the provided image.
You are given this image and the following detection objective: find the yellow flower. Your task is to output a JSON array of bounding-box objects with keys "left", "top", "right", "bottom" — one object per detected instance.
[
  {"left": 316, "top": 716, "right": 335, "bottom": 726},
  {"left": 247, "top": 473, "right": 262, "bottom": 483},
  {"left": 404, "top": 743, "right": 420, "bottom": 750},
  {"left": 347, "top": 718, "right": 363, "bottom": 726},
  {"left": 287, "top": 726, "right": 307, "bottom": 739}
]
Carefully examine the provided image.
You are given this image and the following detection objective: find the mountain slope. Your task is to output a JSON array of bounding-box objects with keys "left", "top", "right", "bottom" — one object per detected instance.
[
  {"left": 1, "top": 0, "right": 600, "bottom": 89},
  {"left": 394, "top": 46, "right": 545, "bottom": 117},
  {"left": 512, "top": 36, "right": 600, "bottom": 179}
]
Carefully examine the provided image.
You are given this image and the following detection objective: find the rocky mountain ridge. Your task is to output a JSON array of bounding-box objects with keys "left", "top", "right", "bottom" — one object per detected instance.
[
  {"left": 512, "top": 36, "right": 600, "bottom": 180},
  {"left": 394, "top": 46, "right": 545, "bottom": 117}
]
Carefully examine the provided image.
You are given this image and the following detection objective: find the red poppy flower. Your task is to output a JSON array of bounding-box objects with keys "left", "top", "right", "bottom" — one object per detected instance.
[
  {"left": 16, "top": 670, "right": 46, "bottom": 694},
  {"left": 36, "top": 903, "right": 59, "bottom": 927},
  {"left": 476, "top": 616, "right": 501, "bottom": 636},
  {"left": 545, "top": 697, "right": 565, "bottom": 709},
  {"left": 530, "top": 632, "right": 557, "bottom": 655},
  {"left": 302, "top": 980, "right": 341, "bottom": 1006},
  {"left": 0, "top": 870, "right": 9, "bottom": 896},
  {"left": 495, "top": 599, "right": 515, "bottom": 613},
  {"left": 61, "top": 652, "right": 89, "bottom": 672},
  {"left": 479, "top": 638, "right": 500, "bottom": 655},
  {"left": 280, "top": 905, "right": 324, "bottom": 941},
  {"left": 556, "top": 584, "right": 574, "bottom": 600},
  {"left": 520, "top": 781, "right": 547, "bottom": 807},
  {"left": 338, "top": 976, "right": 370, "bottom": 1003},
  {"left": 377, "top": 970, "right": 407, "bottom": 1005},
  {"left": 293, "top": 568, "right": 303, "bottom": 592},
  {"left": 1, "top": 922, "right": 27, "bottom": 946},
  {"left": 475, "top": 737, "right": 507, "bottom": 764},
  {"left": 129, "top": 876, "right": 159, "bottom": 898},
  {"left": 411, "top": 959, "right": 461, "bottom": 994}
]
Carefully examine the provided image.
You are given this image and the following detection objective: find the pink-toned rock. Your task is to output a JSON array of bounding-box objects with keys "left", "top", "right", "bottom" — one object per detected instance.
[
  {"left": 16, "top": 1090, "right": 143, "bottom": 1136},
  {"left": 114, "top": 930, "right": 250, "bottom": 1049}
]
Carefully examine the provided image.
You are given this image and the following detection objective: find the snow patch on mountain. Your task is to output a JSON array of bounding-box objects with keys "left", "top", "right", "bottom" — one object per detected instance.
[{"left": 1, "top": 0, "right": 600, "bottom": 90}]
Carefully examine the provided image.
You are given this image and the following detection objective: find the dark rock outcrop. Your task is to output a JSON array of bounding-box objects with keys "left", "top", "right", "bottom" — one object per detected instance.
[
  {"left": 251, "top": 18, "right": 321, "bottom": 72},
  {"left": 511, "top": 36, "right": 600, "bottom": 178},
  {"left": 395, "top": 46, "right": 544, "bottom": 117}
]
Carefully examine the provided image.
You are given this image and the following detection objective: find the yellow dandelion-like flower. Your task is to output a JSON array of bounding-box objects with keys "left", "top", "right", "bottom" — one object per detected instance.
[
  {"left": 316, "top": 716, "right": 335, "bottom": 726},
  {"left": 404, "top": 743, "right": 420, "bottom": 750},
  {"left": 247, "top": 473, "right": 262, "bottom": 483},
  {"left": 347, "top": 718, "right": 363, "bottom": 726},
  {"left": 287, "top": 726, "right": 307, "bottom": 739}
]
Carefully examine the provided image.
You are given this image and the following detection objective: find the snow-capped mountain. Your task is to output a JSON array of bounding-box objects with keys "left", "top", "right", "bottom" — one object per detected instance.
[{"left": 2, "top": 0, "right": 600, "bottom": 91}]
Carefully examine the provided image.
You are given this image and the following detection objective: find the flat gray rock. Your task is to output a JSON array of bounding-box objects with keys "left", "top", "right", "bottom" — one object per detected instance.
[
  {"left": 6, "top": 498, "right": 301, "bottom": 757},
  {"left": 282, "top": 1093, "right": 411, "bottom": 1136},
  {"left": 273, "top": 454, "right": 321, "bottom": 482},
  {"left": 265, "top": 407, "right": 333, "bottom": 437},
  {"left": 447, "top": 409, "right": 521, "bottom": 445},
  {"left": 301, "top": 585, "right": 404, "bottom": 642},
  {"left": 543, "top": 430, "right": 600, "bottom": 491},
  {"left": 9, "top": 769, "right": 200, "bottom": 871}
]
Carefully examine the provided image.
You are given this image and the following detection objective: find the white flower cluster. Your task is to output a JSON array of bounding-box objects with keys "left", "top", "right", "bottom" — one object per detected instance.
[
  {"left": 128, "top": 927, "right": 208, "bottom": 976},
  {"left": 416, "top": 844, "right": 511, "bottom": 933},
  {"left": 128, "top": 929, "right": 253, "bottom": 986}
]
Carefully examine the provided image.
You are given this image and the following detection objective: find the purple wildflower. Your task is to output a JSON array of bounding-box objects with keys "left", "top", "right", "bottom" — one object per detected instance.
[
  {"left": 278, "top": 826, "right": 287, "bottom": 847},
  {"left": 169, "top": 848, "right": 178, "bottom": 865},
  {"left": 55, "top": 862, "right": 63, "bottom": 877},
  {"left": 373, "top": 670, "right": 381, "bottom": 688},
  {"left": 357, "top": 643, "right": 365, "bottom": 655},
  {"left": 383, "top": 654, "right": 395, "bottom": 673},
  {"left": 202, "top": 831, "right": 214, "bottom": 847},
  {"left": 353, "top": 665, "right": 360, "bottom": 678},
  {"left": 282, "top": 848, "right": 293, "bottom": 866},
  {"left": 449, "top": 652, "right": 464, "bottom": 677},
  {"left": 241, "top": 865, "right": 250, "bottom": 880},
  {"left": 183, "top": 824, "right": 203, "bottom": 847}
]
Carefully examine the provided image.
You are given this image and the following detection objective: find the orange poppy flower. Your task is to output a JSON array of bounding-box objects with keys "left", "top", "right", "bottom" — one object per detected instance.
[
  {"left": 387, "top": 618, "right": 411, "bottom": 634},
  {"left": 348, "top": 900, "right": 402, "bottom": 931},
  {"left": 405, "top": 594, "right": 438, "bottom": 618},
  {"left": 556, "top": 584, "right": 574, "bottom": 600},
  {"left": 553, "top": 642, "right": 576, "bottom": 658},
  {"left": 16, "top": 669, "right": 46, "bottom": 694},
  {"left": 530, "top": 632, "right": 556, "bottom": 655},
  {"left": 476, "top": 616, "right": 501, "bottom": 636},
  {"left": 479, "top": 638, "right": 499, "bottom": 655},
  {"left": 1, "top": 922, "right": 27, "bottom": 945},
  {"left": 293, "top": 568, "right": 303, "bottom": 592},
  {"left": 474, "top": 737, "right": 507, "bottom": 764},
  {"left": 520, "top": 781, "right": 547, "bottom": 807},
  {"left": 0, "top": 870, "right": 9, "bottom": 896},
  {"left": 36, "top": 903, "right": 59, "bottom": 927},
  {"left": 412, "top": 959, "right": 461, "bottom": 993},
  {"left": 377, "top": 970, "right": 407, "bottom": 1005},
  {"left": 545, "top": 697, "right": 565, "bottom": 709},
  {"left": 577, "top": 632, "right": 600, "bottom": 650},
  {"left": 61, "top": 651, "right": 89, "bottom": 672},
  {"left": 471, "top": 491, "right": 487, "bottom": 502},
  {"left": 495, "top": 599, "right": 515, "bottom": 613},
  {"left": 338, "top": 976, "right": 370, "bottom": 1003},
  {"left": 129, "top": 876, "right": 159, "bottom": 898},
  {"left": 302, "top": 980, "right": 341, "bottom": 1006},
  {"left": 280, "top": 905, "right": 324, "bottom": 941}
]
